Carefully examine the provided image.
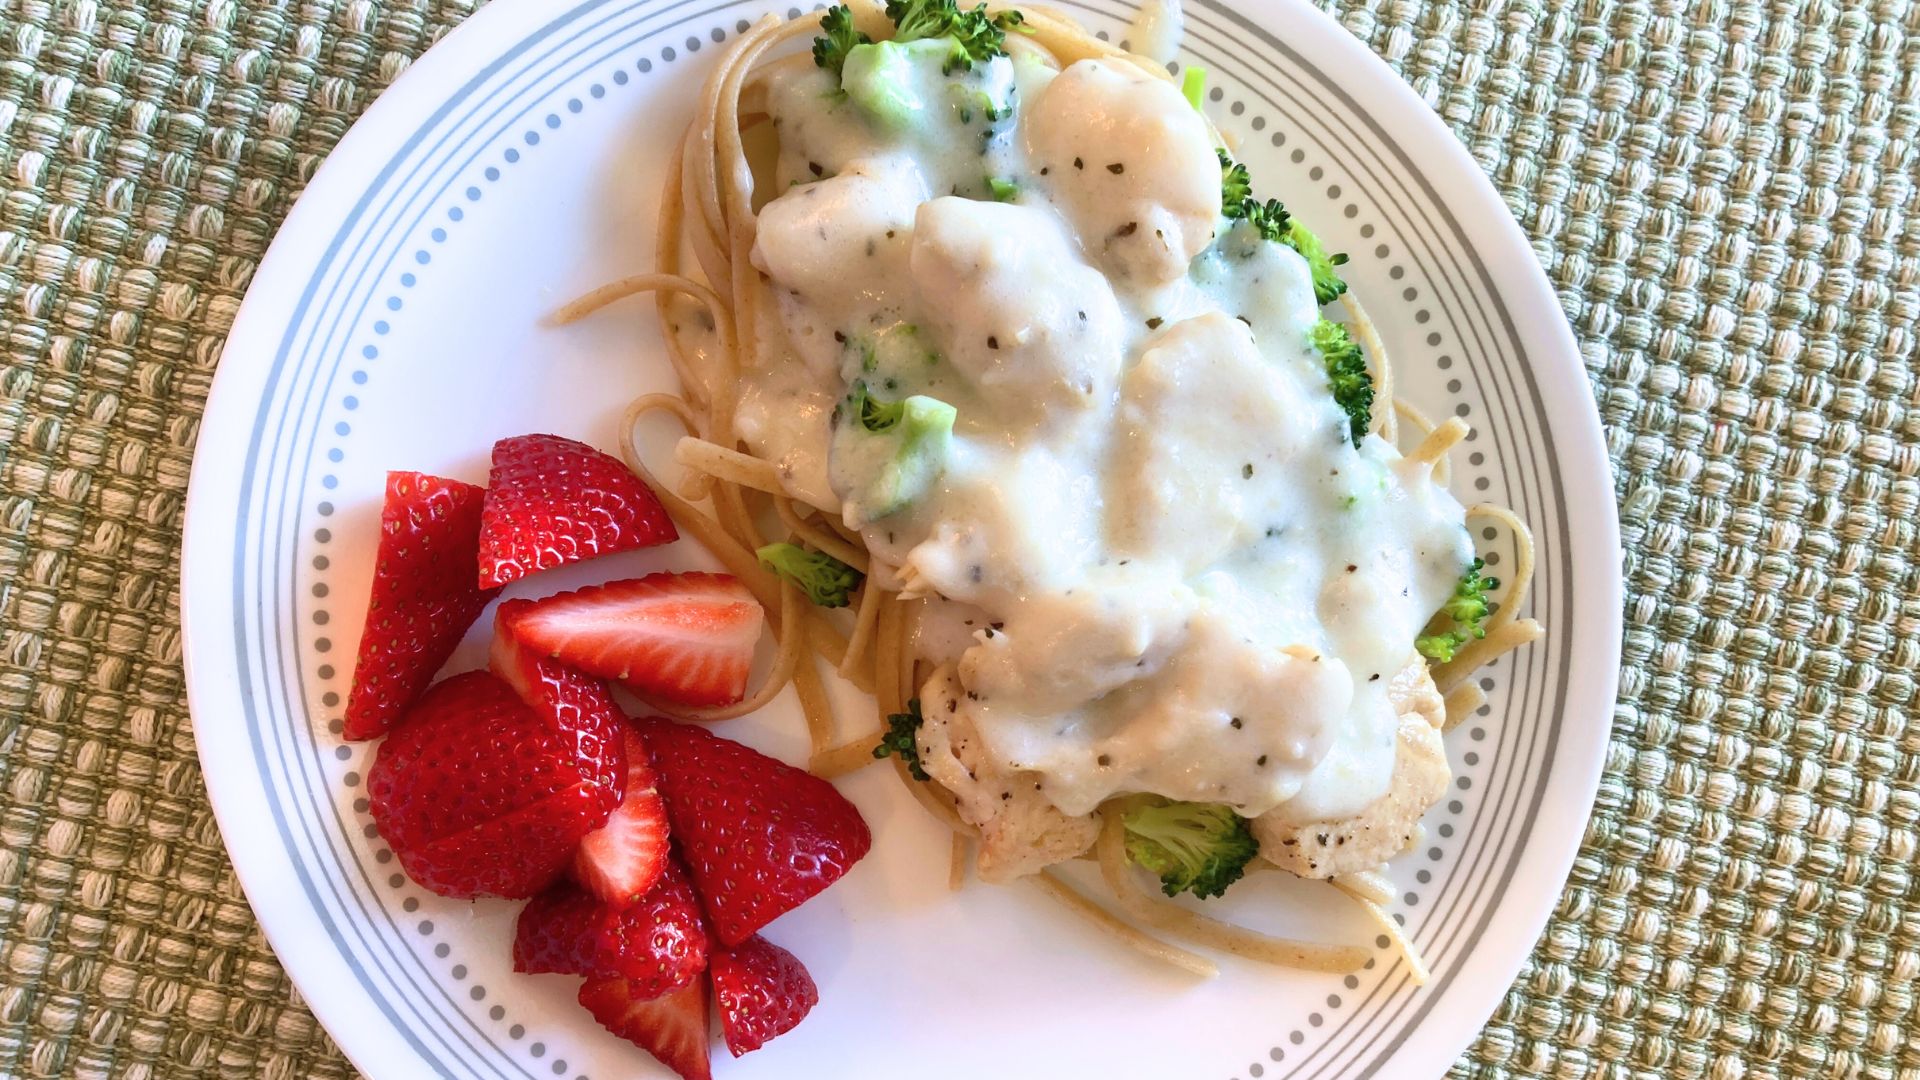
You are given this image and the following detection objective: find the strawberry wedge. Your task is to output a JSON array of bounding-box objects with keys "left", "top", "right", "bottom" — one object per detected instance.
[
  {"left": 570, "top": 724, "right": 669, "bottom": 907},
  {"left": 344, "top": 471, "right": 500, "bottom": 740},
  {"left": 644, "top": 719, "right": 871, "bottom": 945},
  {"left": 490, "top": 602, "right": 627, "bottom": 797},
  {"left": 478, "top": 434, "right": 677, "bottom": 589},
  {"left": 506, "top": 573, "right": 763, "bottom": 708},
  {"left": 711, "top": 934, "right": 818, "bottom": 1056},
  {"left": 513, "top": 860, "right": 708, "bottom": 997},
  {"left": 578, "top": 976, "right": 712, "bottom": 1080},
  {"left": 367, "top": 671, "right": 618, "bottom": 898}
]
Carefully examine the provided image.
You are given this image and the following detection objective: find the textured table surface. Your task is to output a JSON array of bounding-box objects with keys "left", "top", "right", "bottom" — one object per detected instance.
[{"left": 1, "top": 0, "right": 1916, "bottom": 1077}]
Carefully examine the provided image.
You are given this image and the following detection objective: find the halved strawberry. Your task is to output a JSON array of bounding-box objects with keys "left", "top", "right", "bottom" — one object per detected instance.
[
  {"left": 477, "top": 433, "right": 677, "bottom": 589},
  {"left": 368, "top": 671, "right": 618, "bottom": 898},
  {"left": 344, "top": 471, "right": 500, "bottom": 740},
  {"left": 571, "top": 724, "right": 669, "bottom": 906},
  {"left": 578, "top": 975, "right": 712, "bottom": 1080},
  {"left": 506, "top": 573, "right": 763, "bottom": 708},
  {"left": 711, "top": 934, "right": 818, "bottom": 1056},
  {"left": 644, "top": 719, "right": 871, "bottom": 945},
  {"left": 490, "top": 602, "right": 626, "bottom": 797},
  {"left": 513, "top": 860, "right": 708, "bottom": 997}
]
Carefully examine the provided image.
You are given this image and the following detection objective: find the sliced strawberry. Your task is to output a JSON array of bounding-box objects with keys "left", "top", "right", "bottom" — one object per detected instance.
[
  {"left": 711, "top": 934, "right": 818, "bottom": 1056},
  {"left": 571, "top": 724, "right": 669, "bottom": 906},
  {"left": 644, "top": 720, "right": 871, "bottom": 945},
  {"left": 367, "top": 671, "right": 618, "bottom": 898},
  {"left": 578, "top": 974, "right": 712, "bottom": 1080},
  {"left": 507, "top": 573, "right": 763, "bottom": 708},
  {"left": 490, "top": 602, "right": 626, "bottom": 797},
  {"left": 513, "top": 860, "right": 708, "bottom": 997},
  {"left": 344, "top": 471, "right": 500, "bottom": 740},
  {"left": 477, "top": 433, "right": 677, "bottom": 589}
]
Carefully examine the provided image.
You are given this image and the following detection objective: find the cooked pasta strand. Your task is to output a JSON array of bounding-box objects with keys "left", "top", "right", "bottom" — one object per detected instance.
[
  {"left": 1442, "top": 682, "right": 1487, "bottom": 732},
  {"left": 1332, "top": 879, "right": 1431, "bottom": 986},
  {"left": 811, "top": 731, "right": 885, "bottom": 779},
  {"left": 1405, "top": 417, "right": 1469, "bottom": 469},
  {"left": 1030, "top": 870, "right": 1218, "bottom": 979}
]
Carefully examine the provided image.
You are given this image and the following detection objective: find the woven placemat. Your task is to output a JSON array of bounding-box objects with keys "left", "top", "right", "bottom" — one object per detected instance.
[{"left": 0, "top": 0, "right": 1914, "bottom": 1076}]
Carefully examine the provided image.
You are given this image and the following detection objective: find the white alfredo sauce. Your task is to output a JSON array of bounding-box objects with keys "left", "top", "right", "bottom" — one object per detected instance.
[{"left": 741, "top": 45, "right": 1472, "bottom": 822}]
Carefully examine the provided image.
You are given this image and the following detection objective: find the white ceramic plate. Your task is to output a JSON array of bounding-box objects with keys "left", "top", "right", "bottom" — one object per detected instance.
[{"left": 181, "top": 1, "right": 1621, "bottom": 1076}]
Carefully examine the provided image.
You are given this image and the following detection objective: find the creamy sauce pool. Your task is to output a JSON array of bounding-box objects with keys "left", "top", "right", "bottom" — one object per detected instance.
[{"left": 739, "top": 46, "right": 1471, "bottom": 821}]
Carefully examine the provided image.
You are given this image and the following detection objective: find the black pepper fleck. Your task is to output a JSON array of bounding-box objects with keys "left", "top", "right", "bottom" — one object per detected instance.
[
  {"left": 1230, "top": 717, "right": 1243, "bottom": 729},
  {"left": 1107, "top": 162, "right": 1125, "bottom": 174},
  {"left": 808, "top": 161, "right": 823, "bottom": 177},
  {"left": 986, "top": 335, "right": 999, "bottom": 350},
  {"left": 1073, "top": 157, "right": 1084, "bottom": 170},
  {"left": 1242, "top": 463, "right": 1254, "bottom": 479},
  {"left": 1257, "top": 755, "right": 1269, "bottom": 766}
]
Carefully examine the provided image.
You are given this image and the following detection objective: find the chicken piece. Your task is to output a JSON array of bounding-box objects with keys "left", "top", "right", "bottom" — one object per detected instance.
[
  {"left": 908, "top": 196, "right": 1127, "bottom": 431},
  {"left": 915, "top": 666, "right": 1099, "bottom": 882},
  {"left": 1252, "top": 660, "right": 1450, "bottom": 879},
  {"left": 1107, "top": 313, "right": 1316, "bottom": 569},
  {"left": 751, "top": 155, "right": 928, "bottom": 376},
  {"left": 1022, "top": 59, "right": 1219, "bottom": 285}
]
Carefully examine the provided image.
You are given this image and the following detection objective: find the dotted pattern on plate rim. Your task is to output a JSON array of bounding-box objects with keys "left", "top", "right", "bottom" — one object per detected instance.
[{"left": 304, "top": 15, "right": 1511, "bottom": 1078}]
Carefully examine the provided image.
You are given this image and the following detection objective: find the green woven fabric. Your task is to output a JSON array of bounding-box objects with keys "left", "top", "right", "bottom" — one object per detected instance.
[{"left": 0, "top": 0, "right": 1915, "bottom": 1076}]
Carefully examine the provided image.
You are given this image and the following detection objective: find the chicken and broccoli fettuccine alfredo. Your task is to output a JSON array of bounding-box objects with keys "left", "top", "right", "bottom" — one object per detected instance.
[{"left": 555, "top": 0, "right": 1544, "bottom": 982}]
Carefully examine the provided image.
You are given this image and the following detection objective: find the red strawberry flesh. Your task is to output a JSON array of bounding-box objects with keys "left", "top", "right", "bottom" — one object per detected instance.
[
  {"left": 478, "top": 433, "right": 677, "bottom": 589},
  {"left": 711, "top": 934, "right": 819, "bottom": 1056},
  {"left": 578, "top": 975, "right": 712, "bottom": 1080},
  {"left": 513, "top": 861, "right": 707, "bottom": 997},
  {"left": 490, "top": 603, "right": 627, "bottom": 797},
  {"left": 644, "top": 719, "right": 871, "bottom": 945},
  {"left": 507, "top": 572, "right": 763, "bottom": 708},
  {"left": 571, "top": 724, "right": 669, "bottom": 907},
  {"left": 344, "top": 471, "right": 499, "bottom": 740},
  {"left": 367, "top": 671, "right": 617, "bottom": 898}
]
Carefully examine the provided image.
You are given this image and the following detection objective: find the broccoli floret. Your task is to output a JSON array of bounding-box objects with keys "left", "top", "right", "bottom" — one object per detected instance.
[
  {"left": 840, "top": 381, "right": 956, "bottom": 516},
  {"left": 873, "top": 698, "right": 929, "bottom": 779},
  {"left": 757, "top": 542, "right": 864, "bottom": 608},
  {"left": 1310, "top": 319, "right": 1373, "bottom": 442},
  {"left": 985, "top": 176, "right": 1019, "bottom": 201},
  {"left": 1214, "top": 151, "right": 1348, "bottom": 303},
  {"left": 1121, "top": 797, "right": 1258, "bottom": 900},
  {"left": 841, "top": 40, "right": 926, "bottom": 129},
  {"left": 1416, "top": 558, "right": 1500, "bottom": 663},
  {"left": 1285, "top": 219, "right": 1350, "bottom": 305},
  {"left": 1182, "top": 65, "right": 1208, "bottom": 110},
  {"left": 1218, "top": 149, "right": 1252, "bottom": 219},
  {"left": 884, "top": 0, "right": 1011, "bottom": 73},
  {"left": 812, "top": 5, "right": 872, "bottom": 78}
]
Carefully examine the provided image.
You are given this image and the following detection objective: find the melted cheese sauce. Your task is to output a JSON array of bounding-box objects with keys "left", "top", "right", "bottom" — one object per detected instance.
[{"left": 742, "top": 47, "right": 1471, "bottom": 821}]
